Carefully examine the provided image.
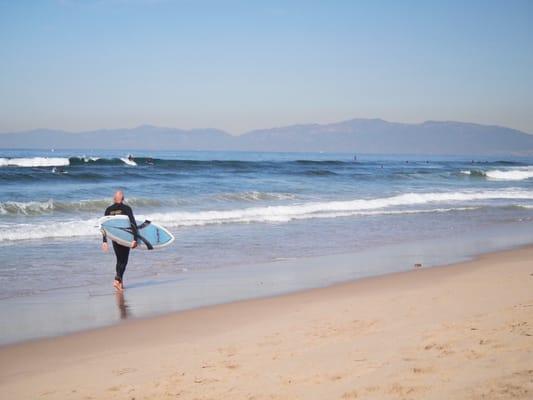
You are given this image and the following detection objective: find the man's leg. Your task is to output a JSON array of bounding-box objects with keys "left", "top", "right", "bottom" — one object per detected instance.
[{"left": 112, "top": 242, "right": 130, "bottom": 288}]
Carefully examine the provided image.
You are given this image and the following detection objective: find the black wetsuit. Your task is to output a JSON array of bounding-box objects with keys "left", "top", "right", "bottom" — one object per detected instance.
[{"left": 103, "top": 203, "right": 138, "bottom": 283}]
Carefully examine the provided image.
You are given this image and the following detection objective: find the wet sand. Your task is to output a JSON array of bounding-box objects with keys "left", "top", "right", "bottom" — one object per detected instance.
[{"left": 1, "top": 246, "right": 532, "bottom": 399}]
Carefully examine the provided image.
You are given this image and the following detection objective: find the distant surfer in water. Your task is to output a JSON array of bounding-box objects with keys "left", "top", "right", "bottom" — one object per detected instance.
[{"left": 101, "top": 190, "right": 138, "bottom": 291}]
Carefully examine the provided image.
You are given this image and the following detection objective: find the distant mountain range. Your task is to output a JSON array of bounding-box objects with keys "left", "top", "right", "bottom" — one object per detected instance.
[{"left": 1, "top": 119, "right": 533, "bottom": 155}]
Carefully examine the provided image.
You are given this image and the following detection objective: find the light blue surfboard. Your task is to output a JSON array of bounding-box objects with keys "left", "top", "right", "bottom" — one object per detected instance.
[{"left": 99, "top": 215, "right": 174, "bottom": 250}]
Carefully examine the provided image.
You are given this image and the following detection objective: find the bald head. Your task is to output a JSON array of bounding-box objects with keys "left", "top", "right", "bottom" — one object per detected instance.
[{"left": 114, "top": 190, "right": 124, "bottom": 204}]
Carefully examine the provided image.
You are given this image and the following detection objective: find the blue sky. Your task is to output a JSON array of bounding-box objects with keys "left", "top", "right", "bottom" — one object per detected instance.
[{"left": 1, "top": 0, "right": 532, "bottom": 134}]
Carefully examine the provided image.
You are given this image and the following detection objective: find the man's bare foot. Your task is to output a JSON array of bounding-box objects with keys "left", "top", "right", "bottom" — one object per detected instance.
[{"left": 113, "top": 280, "right": 123, "bottom": 291}]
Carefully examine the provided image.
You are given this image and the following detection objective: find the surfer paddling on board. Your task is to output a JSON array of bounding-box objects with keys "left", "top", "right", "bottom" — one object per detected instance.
[{"left": 101, "top": 190, "right": 138, "bottom": 291}]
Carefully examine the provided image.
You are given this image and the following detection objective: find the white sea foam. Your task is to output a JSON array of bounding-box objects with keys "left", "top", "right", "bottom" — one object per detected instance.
[
  {"left": 0, "top": 157, "right": 70, "bottom": 167},
  {"left": 151, "top": 189, "right": 533, "bottom": 227},
  {"left": 1, "top": 189, "right": 531, "bottom": 242},
  {"left": 214, "top": 191, "right": 297, "bottom": 202},
  {"left": 460, "top": 167, "right": 533, "bottom": 181},
  {"left": 0, "top": 200, "right": 55, "bottom": 215},
  {"left": 120, "top": 157, "right": 137, "bottom": 166},
  {"left": 0, "top": 208, "right": 473, "bottom": 242},
  {"left": 484, "top": 167, "right": 533, "bottom": 181},
  {"left": 80, "top": 156, "right": 100, "bottom": 162},
  {"left": 0, "top": 219, "right": 99, "bottom": 242},
  {"left": 0, "top": 198, "right": 162, "bottom": 215}
]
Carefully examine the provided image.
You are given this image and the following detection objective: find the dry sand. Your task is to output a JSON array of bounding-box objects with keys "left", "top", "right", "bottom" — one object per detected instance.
[{"left": 1, "top": 246, "right": 532, "bottom": 399}]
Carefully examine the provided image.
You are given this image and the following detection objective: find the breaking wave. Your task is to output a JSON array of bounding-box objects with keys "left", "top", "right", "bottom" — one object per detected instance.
[
  {"left": 120, "top": 157, "right": 137, "bottom": 166},
  {"left": 0, "top": 192, "right": 295, "bottom": 216},
  {"left": 213, "top": 191, "right": 297, "bottom": 202},
  {"left": 0, "top": 156, "right": 133, "bottom": 168},
  {"left": 461, "top": 167, "right": 533, "bottom": 181},
  {"left": 0, "top": 198, "right": 163, "bottom": 216},
  {"left": 151, "top": 189, "right": 533, "bottom": 227},
  {"left": 484, "top": 167, "right": 533, "bottom": 181},
  {"left": 3, "top": 157, "right": 532, "bottom": 185},
  {"left": 1, "top": 189, "right": 532, "bottom": 242},
  {"left": 0, "top": 157, "right": 70, "bottom": 167}
]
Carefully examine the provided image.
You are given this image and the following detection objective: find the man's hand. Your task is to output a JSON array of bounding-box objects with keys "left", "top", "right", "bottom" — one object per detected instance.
[
  {"left": 102, "top": 242, "right": 109, "bottom": 252},
  {"left": 131, "top": 240, "right": 137, "bottom": 249}
]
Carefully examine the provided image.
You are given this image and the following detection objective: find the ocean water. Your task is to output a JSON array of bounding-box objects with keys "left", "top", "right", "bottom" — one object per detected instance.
[{"left": 1, "top": 149, "right": 533, "bottom": 343}]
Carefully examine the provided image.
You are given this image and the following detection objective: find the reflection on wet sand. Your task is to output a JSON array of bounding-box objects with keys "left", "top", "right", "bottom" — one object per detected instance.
[{"left": 115, "top": 291, "right": 129, "bottom": 319}]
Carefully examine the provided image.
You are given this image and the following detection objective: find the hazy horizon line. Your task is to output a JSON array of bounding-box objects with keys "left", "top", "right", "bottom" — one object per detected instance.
[{"left": 2, "top": 117, "right": 532, "bottom": 136}]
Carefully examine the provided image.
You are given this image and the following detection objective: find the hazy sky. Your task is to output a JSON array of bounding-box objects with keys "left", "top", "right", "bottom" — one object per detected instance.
[{"left": 1, "top": 0, "right": 532, "bottom": 134}]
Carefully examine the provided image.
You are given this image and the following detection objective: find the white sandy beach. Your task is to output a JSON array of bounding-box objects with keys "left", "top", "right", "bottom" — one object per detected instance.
[{"left": 1, "top": 246, "right": 532, "bottom": 399}]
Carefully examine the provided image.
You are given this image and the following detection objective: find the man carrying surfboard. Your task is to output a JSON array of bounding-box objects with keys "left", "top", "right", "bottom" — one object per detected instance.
[{"left": 102, "top": 190, "right": 138, "bottom": 291}]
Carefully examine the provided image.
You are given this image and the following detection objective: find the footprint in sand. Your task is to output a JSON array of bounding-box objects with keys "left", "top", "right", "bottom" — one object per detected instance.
[
  {"left": 388, "top": 382, "right": 428, "bottom": 396},
  {"left": 509, "top": 321, "right": 531, "bottom": 336},
  {"left": 472, "top": 369, "right": 533, "bottom": 399},
  {"left": 257, "top": 338, "right": 283, "bottom": 347},
  {"left": 423, "top": 342, "right": 454, "bottom": 356},
  {"left": 464, "top": 349, "right": 483, "bottom": 360},
  {"left": 341, "top": 389, "right": 359, "bottom": 399},
  {"left": 113, "top": 367, "right": 136, "bottom": 376},
  {"left": 217, "top": 346, "right": 238, "bottom": 357},
  {"left": 308, "top": 319, "right": 378, "bottom": 340},
  {"left": 412, "top": 366, "right": 434, "bottom": 374}
]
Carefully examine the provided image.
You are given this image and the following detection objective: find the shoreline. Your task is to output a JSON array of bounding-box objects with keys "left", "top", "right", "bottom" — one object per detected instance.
[
  {"left": 1, "top": 244, "right": 532, "bottom": 399},
  {"left": 3, "top": 220, "right": 533, "bottom": 346},
  {"left": 0, "top": 241, "right": 528, "bottom": 344}
]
